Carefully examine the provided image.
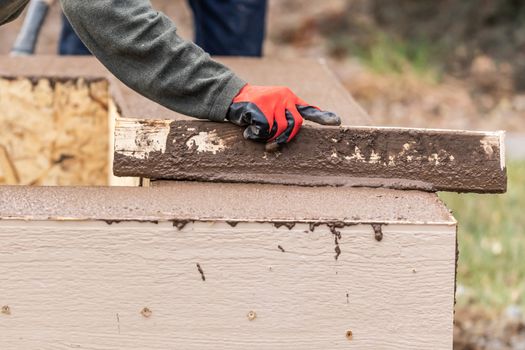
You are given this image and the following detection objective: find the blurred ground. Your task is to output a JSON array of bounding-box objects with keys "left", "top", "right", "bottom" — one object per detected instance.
[
  {"left": 267, "top": 0, "right": 525, "bottom": 132},
  {"left": 1, "top": 0, "right": 525, "bottom": 348}
]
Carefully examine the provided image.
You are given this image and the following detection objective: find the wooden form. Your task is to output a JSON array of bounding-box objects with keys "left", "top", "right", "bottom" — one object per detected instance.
[
  {"left": 0, "top": 55, "right": 372, "bottom": 187},
  {"left": 114, "top": 118, "right": 506, "bottom": 193},
  {"left": 0, "top": 184, "right": 457, "bottom": 350},
  {"left": 0, "top": 56, "right": 463, "bottom": 349}
]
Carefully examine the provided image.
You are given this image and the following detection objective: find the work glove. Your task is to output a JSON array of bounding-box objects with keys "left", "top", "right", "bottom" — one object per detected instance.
[{"left": 227, "top": 84, "right": 341, "bottom": 144}]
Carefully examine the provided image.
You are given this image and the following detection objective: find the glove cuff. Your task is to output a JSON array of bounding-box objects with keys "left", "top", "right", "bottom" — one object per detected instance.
[{"left": 207, "top": 76, "right": 247, "bottom": 122}]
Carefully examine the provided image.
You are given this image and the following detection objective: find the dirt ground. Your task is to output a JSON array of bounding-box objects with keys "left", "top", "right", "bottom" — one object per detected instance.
[{"left": 1, "top": 0, "right": 524, "bottom": 348}]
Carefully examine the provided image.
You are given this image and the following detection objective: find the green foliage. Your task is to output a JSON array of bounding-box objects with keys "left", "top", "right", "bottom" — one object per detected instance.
[
  {"left": 440, "top": 161, "right": 525, "bottom": 310},
  {"left": 329, "top": 31, "right": 441, "bottom": 81}
]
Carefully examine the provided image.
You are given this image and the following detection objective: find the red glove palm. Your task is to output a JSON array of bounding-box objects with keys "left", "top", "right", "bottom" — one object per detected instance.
[{"left": 227, "top": 84, "right": 340, "bottom": 144}]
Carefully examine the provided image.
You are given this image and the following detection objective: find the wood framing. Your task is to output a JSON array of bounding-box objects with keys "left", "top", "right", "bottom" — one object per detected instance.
[
  {"left": 114, "top": 118, "right": 506, "bottom": 193},
  {"left": 0, "top": 56, "right": 461, "bottom": 349}
]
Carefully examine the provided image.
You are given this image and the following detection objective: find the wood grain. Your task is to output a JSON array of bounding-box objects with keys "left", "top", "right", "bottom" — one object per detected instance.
[
  {"left": 0, "top": 78, "right": 109, "bottom": 186},
  {"left": 0, "top": 220, "right": 456, "bottom": 350}
]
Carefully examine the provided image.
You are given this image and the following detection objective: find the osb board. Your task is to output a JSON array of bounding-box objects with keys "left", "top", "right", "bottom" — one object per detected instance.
[
  {"left": 0, "top": 220, "right": 456, "bottom": 350},
  {"left": 0, "top": 78, "right": 109, "bottom": 186}
]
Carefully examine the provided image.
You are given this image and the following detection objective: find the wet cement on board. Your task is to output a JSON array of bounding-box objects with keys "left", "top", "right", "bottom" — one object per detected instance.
[
  {"left": 371, "top": 224, "right": 384, "bottom": 241},
  {"left": 0, "top": 184, "right": 455, "bottom": 224},
  {"left": 114, "top": 120, "right": 506, "bottom": 193}
]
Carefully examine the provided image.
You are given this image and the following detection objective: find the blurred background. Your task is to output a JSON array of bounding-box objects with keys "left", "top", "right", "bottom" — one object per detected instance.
[{"left": 1, "top": 0, "right": 524, "bottom": 348}]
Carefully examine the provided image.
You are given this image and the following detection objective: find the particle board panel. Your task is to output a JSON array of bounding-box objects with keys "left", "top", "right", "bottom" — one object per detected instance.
[
  {"left": 0, "top": 77, "right": 110, "bottom": 186},
  {"left": 0, "top": 220, "right": 456, "bottom": 350},
  {"left": 114, "top": 118, "right": 506, "bottom": 193}
]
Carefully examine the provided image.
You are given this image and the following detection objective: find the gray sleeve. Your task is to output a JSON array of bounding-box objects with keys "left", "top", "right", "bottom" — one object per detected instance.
[
  {"left": 0, "top": 0, "right": 29, "bottom": 25},
  {"left": 59, "top": 0, "right": 246, "bottom": 121}
]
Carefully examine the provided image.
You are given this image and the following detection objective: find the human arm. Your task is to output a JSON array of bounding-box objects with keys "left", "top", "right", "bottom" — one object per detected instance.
[
  {"left": 60, "top": 0, "right": 340, "bottom": 142},
  {"left": 60, "top": 0, "right": 245, "bottom": 121}
]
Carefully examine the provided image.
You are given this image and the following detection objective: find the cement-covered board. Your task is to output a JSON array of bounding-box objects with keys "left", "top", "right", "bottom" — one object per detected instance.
[
  {"left": 114, "top": 118, "right": 506, "bottom": 193},
  {"left": 0, "top": 183, "right": 454, "bottom": 224}
]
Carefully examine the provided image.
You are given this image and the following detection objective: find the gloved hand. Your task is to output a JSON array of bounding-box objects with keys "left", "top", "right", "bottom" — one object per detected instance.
[{"left": 227, "top": 84, "right": 341, "bottom": 144}]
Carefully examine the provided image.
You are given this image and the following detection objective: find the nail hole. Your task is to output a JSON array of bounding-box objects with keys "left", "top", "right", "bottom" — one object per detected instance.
[{"left": 346, "top": 330, "right": 353, "bottom": 340}]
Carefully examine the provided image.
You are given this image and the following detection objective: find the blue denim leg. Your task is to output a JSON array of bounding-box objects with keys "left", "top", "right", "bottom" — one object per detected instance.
[
  {"left": 58, "top": 14, "right": 91, "bottom": 55},
  {"left": 188, "top": 0, "right": 267, "bottom": 57}
]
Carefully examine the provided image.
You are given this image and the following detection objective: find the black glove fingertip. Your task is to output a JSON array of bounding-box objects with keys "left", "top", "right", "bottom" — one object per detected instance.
[{"left": 297, "top": 105, "right": 341, "bottom": 126}]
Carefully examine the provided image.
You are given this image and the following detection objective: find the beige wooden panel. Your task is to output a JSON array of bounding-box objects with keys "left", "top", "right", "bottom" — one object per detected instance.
[{"left": 0, "top": 220, "right": 455, "bottom": 350}]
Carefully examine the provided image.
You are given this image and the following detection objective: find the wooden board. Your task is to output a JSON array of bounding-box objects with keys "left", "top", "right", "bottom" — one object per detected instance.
[
  {"left": 0, "top": 145, "right": 19, "bottom": 184},
  {"left": 0, "top": 220, "right": 456, "bottom": 350},
  {"left": 0, "top": 183, "right": 456, "bottom": 349},
  {"left": 114, "top": 118, "right": 506, "bottom": 193}
]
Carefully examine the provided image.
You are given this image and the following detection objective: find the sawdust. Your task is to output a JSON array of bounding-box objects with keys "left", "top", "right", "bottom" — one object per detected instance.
[{"left": 0, "top": 78, "right": 109, "bottom": 186}]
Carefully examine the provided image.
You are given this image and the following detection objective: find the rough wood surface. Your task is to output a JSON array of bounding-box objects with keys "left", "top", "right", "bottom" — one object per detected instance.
[
  {"left": 0, "top": 145, "right": 19, "bottom": 184},
  {"left": 0, "top": 78, "right": 109, "bottom": 186},
  {"left": 0, "top": 220, "right": 456, "bottom": 350},
  {"left": 114, "top": 118, "right": 506, "bottom": 193}
]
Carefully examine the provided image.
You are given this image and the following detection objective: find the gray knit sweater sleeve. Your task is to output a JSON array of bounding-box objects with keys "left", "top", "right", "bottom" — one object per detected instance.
[
  {"left": 0, "top": 0, "right": 29, "bottom": 25},
  {"left": 60, "top": 0, "right": 246, "bottom": 121}
]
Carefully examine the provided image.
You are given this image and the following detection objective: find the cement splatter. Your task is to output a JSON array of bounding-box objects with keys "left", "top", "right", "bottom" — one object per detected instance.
[
  {"left": 329, "top": 223, "right": 345, "bottom": 261},
  {"left": 185, "top": 131, "right": 226, "bottom": 154},
  {"left": 371, "top": 224, "right": 383, "bottom": 241},
  {"left": 274, "top": 222, "right": 296, "bottom": 230},
  {"left": 172, "top": 220, "right": 189, "bottom": 230},
  {"left": 104, "top": 220, "right": 122, "bottom": 225},
  {"left": 196, "top": 263, "right": 206, "bottom": 281}
]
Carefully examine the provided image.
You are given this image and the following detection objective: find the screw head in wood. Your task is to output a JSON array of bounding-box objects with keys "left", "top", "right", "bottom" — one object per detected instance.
[
  {"left": 1, "top": 305, "right": 11, "bottom": 315},
  {"left": 140, "top": 307, "right": 152, "bottom": 318},
  {"left": 247, "top": 310, "right": 257, "bottom": 321}
]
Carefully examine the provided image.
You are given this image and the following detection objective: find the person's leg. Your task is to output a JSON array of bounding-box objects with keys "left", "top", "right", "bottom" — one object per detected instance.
[
  {"left": 188, "top": 0, "right": 267, "bottom": 57},
  {"left": 58, "top": 13, "right": 91, "bottom": 55}
]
